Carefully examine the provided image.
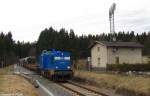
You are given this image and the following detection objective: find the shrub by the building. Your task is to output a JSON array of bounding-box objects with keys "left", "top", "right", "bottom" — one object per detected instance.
[{"left": 107, "top": 63, "right": 150, "bottom": 72}]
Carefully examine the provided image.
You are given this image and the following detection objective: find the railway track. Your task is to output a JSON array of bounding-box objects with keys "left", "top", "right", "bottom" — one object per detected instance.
[
  {"left": 58, "top": 81, "right": 109, "bottom": 96},
  {"left": 18, "top": 65, "right": 109, "bottom": 96}
]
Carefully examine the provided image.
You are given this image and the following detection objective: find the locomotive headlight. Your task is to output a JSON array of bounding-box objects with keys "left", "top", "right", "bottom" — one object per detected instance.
[
  {"left": 56, "top": 66, "right": 58, "bottom": 69},
  {"left": 67, "top": 66, "right": 70, "bottom": 69}
]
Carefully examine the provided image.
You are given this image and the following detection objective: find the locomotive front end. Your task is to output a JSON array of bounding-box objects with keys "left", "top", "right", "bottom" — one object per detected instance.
[{"left": 39, "top": 50, "right": 73, "bottom": 81}]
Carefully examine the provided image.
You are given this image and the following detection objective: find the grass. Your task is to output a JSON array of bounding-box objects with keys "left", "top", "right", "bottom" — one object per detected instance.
[
  {"left": 0, "top": 65, "right": 39, "bottom": 96},
  {"left": 0, "top": 65, "right": 13, "bottom": 75},
  {"left": 74, "top": 70, "right": 150, "bottom": 96}
]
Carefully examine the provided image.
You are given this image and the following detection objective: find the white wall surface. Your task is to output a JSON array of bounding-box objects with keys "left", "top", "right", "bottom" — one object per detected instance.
[{"left": 91, "top": 43, "right": 107, "bottom": 68}]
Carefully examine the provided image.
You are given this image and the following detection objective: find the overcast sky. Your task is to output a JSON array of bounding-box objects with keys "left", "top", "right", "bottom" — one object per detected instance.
[{"left": 0, "top": 0, "right": 150, "bottom": 42}]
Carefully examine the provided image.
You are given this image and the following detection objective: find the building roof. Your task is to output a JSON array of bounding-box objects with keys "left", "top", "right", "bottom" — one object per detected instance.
[{"left": 89, "top": 41, "right": 143, "bottom": 49}]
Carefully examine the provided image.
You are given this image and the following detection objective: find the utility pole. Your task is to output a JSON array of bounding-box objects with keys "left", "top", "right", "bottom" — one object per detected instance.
[{"left": 109, "top": 3, "right": 116, "bottom": 41}]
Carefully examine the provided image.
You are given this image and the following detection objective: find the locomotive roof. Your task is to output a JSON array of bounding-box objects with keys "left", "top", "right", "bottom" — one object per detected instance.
[{"left": 41, "top": 50, "right": 70, "bottom": 56}]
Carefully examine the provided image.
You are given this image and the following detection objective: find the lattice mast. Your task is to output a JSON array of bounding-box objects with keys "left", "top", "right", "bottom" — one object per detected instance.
[{"left": 109, "top": 3, "right": 116, "bottom": 41}]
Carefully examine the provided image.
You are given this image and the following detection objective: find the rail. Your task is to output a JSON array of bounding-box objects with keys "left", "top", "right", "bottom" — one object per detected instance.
[
  {"left": 57, "top": 81, "right": 109, "bottom": 96},
  {"left": 67, "top": 81, "right": 109, "bottom": 96}
]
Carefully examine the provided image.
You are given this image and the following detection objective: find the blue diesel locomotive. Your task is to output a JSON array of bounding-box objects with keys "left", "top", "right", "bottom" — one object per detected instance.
[{"left": 39, "top": 49, "right": 73, "bottom": 80}]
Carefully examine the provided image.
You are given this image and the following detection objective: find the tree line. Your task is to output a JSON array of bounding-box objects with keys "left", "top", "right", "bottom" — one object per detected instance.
[
  {"left": 0, "top": 32, "right": 36, "bottom": 67},
  {"left": 0, "top": 27, "right": 150, "bottom": 66},
  {"left": 37, "top": 27, "right": 150, "bottom": 59}
]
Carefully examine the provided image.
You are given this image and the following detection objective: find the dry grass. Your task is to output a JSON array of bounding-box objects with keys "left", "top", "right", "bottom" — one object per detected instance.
[
  {"left": 0, "top": 65, "right": 13, "bottom": 75},
  {"left": 74, "top": 70, "right": 150, "bottom": 96},
  {"left": 0, "top": 65, "right": 39, "bottom": 96}
]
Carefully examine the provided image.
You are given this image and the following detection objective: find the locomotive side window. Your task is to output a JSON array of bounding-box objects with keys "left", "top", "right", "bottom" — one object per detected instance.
[
  {"left": 54, "top": 56, "right": 70, "bottom": 60},
  {"left": 64, "top": 57, "right": 70, "bottom": 60},
  {"left": 54, "top": 57, "right": 61, "bottom": 60},
  {"left": 51, "top": 56, "right": 54, "bottom": 60}
]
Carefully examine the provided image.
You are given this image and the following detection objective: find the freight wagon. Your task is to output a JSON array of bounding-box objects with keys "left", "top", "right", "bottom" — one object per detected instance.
[{"left": 19, "top": 56, "right": 38, "bottom": 71}]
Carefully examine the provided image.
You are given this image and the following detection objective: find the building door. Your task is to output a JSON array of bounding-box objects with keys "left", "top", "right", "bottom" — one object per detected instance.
[
  {"left": 116, "top": 57, "right": 119, "bottom": 64},
  {"left": 98, "top": 57, "right": 100, "bottom": 67}
]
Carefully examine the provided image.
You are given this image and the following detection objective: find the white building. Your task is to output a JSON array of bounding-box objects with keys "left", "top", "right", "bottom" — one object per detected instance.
[{"left": 90, "top": 41, "right": 143, "bottom": 69}]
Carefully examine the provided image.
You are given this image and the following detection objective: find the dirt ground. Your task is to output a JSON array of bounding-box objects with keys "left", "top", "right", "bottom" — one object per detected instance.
[{"left": 0, "top": 65, "right": 39, "bottom": 96}]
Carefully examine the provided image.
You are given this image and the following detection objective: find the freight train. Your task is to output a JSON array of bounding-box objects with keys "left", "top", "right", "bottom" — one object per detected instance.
[
  {"left": 19, "top": 49, "right": 73, "bottom": 80},
  {"left": 19, "top": 56, "right": 38, "bottom": 71}
]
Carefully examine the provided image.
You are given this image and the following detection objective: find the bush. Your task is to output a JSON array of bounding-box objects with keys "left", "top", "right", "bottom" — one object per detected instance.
[{"left": 107, "top": 63, "right": 150, "bottom": 72}]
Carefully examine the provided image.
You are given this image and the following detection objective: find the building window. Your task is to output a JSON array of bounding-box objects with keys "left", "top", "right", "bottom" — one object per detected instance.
[
  {"left": 112, "top": 47, "right": 118, "bottom": 53},
  {"left": 131, "top": 48, "right": 135, "bottom": 51},
  {"left": 115, "top": 57, "right": 119, "bottom": 64},
  {"left": 98, "top": 57, "right": 100, "bottom": 66},
  {"left": 97, "top": 47, "right": 100, "bottom": 52}
]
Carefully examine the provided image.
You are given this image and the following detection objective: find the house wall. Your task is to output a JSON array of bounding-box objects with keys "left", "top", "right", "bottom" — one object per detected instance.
[
  {"left": 142, "top": 56, "right": 150, "bottom": 64},
  {"left": 107, "top": 47, "right": 142, "bottom": 64},
  {"left": 91, "top": 44, "right": 107, "bottom": 68}
]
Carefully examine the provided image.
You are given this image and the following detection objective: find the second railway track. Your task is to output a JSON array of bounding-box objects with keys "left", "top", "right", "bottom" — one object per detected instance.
[{"left": 58, "top": 81, "right": 109, "bottom": 96}]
